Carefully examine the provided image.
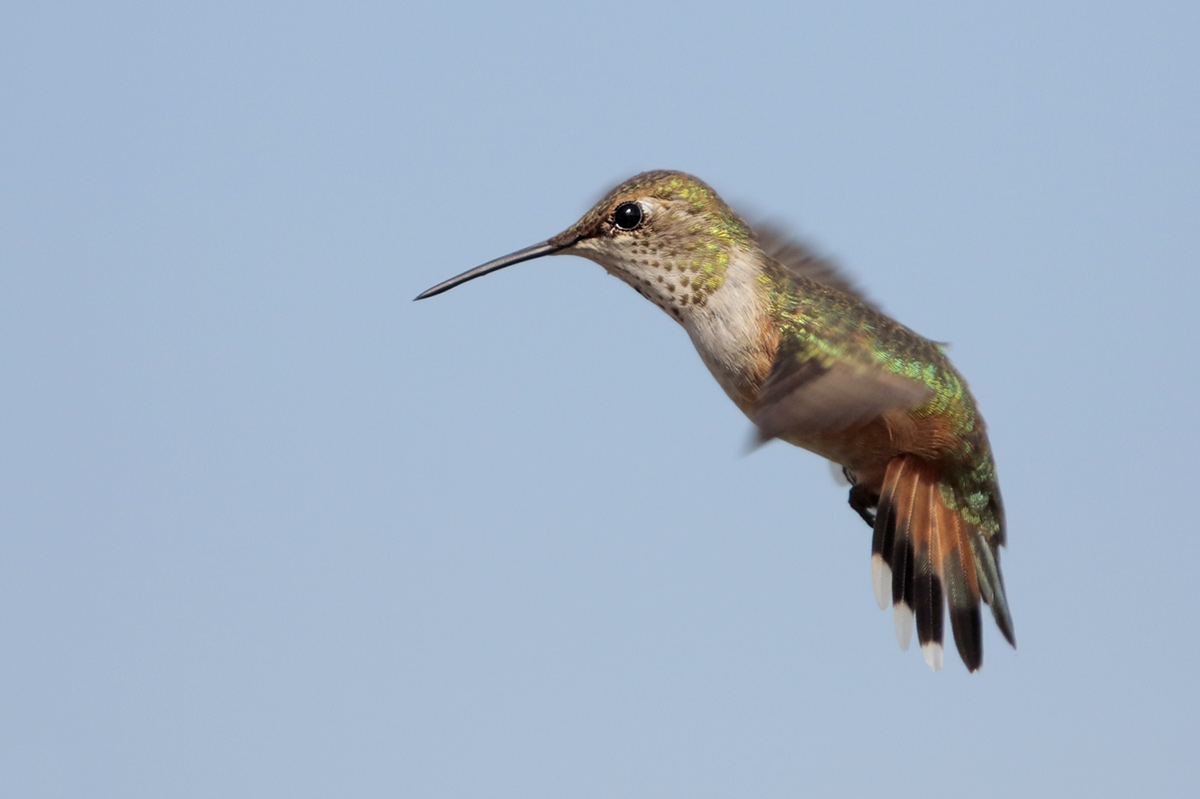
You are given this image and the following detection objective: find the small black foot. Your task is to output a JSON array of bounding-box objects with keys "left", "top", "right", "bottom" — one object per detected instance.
[{"left": 848, "top": 483, "right": 879, "bottom": 528}]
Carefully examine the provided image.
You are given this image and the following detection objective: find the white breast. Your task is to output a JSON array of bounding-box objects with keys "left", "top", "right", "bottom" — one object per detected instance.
[{"left": 682, "top": 247, "right": 767, "bottom": 404}]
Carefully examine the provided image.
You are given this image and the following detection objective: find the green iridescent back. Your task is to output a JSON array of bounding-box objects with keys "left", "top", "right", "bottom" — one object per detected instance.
[{"left": 759, "top": 257, "right": 1004, "bottom": 546}]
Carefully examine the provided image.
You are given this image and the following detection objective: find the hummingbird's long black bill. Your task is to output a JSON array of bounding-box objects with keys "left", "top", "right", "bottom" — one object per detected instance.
[{"left": 414, "top": 239, "right": 574, "bottom": 300}]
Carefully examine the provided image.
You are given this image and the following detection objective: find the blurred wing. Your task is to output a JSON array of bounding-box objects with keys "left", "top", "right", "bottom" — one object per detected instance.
[
  {"left": 752, "top": 333, "right": 931, "bottom": 442},
  {"left": 754, "top": 223, "right": 879, "bottom": 311}
]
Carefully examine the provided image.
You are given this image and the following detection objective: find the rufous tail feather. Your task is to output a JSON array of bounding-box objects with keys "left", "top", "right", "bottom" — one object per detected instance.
[{"left": 870, "top": 455, "right": 1012, "bottom": 671}]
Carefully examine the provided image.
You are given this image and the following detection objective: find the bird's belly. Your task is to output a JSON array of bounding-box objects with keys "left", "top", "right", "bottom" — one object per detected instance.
[
  {"left": 694, "top": 344, "right": 907, "bottom": 489},
  {"left": 776, "top": 420, "right": 897, "bottom": 488}
]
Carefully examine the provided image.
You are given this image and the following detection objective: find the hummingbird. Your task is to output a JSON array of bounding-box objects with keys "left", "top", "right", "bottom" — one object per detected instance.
[{"left": 415, "top": 170, "right": 1014, "bottom": 672}]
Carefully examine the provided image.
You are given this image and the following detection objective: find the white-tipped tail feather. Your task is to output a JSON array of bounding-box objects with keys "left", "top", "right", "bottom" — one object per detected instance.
[
  {"left": 893, "top": 602, "right": 914, "bottom": 651},
  {"left": 922, "top": 641, "right": 944, "bottom": 672},
  {"left": 871, "top": 554, "right": 891, "bottom": 610},
  {"left": 868, "top": 454, "right": 1012, "bottom": 672}
]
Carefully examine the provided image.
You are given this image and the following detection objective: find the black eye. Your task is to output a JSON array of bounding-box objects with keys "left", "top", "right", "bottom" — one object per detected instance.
[{"left": 613, "top": 201, "right": 644, "bottom": 231}]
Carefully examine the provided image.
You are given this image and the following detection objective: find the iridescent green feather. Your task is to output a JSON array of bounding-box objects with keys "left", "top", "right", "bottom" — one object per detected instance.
[{"left": 760, "top": 264, "right": 1003, "bottom": 545}]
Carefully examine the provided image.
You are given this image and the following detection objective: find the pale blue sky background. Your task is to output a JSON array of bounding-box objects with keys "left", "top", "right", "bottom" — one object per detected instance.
[{"left": 3, "top": 2, "right": 1198, "bottom": 796}]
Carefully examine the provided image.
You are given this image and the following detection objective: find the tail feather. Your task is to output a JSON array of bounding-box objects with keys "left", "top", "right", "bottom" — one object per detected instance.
[
  {"left": 890, "top": 458, "right": 918, "bottom": 651},
  {"left": 970, "top": 527, "right": 1016, "bottom": 647},
  {"left": 870, "top": 464, "right": 899, "bottom": 610},
  {"left": 910, "top": 471, "right": 945, "bottom": 671},
  {"left": 870, "top": 454, "right": 1012, "bottom": 672},
  {"left": 937, "top": 498, "right": 982, "bottom": 670}
]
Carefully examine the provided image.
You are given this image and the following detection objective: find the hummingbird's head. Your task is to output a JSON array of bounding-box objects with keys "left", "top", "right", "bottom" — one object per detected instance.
[{"left": 416, "top": 171, "right": 756, "bottom": 322}]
